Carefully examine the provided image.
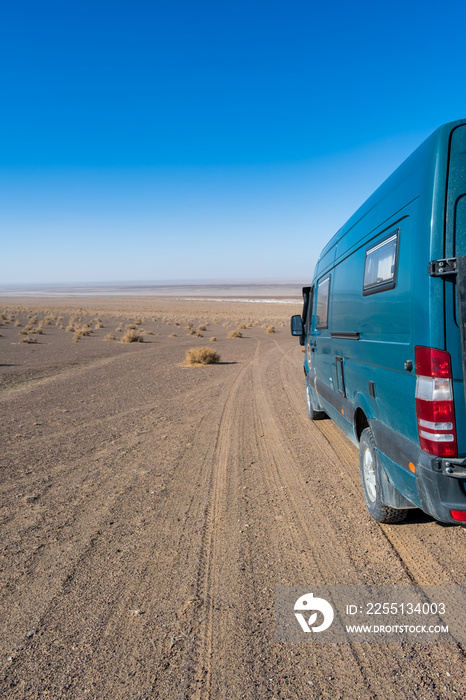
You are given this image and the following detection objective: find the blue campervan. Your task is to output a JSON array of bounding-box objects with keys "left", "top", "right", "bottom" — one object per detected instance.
[{"left": 291, "top": 119, "right": 466, "bottom": 524}]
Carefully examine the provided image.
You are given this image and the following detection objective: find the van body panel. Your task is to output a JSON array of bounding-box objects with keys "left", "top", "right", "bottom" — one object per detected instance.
[{"left": 295, "top": 119, "right": 466, "bottom": 524}]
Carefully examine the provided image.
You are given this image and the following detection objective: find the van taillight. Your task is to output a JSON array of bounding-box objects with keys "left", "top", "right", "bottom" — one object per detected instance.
[{"left": 415, "top": 346, "right": 457, "bottom": 457}]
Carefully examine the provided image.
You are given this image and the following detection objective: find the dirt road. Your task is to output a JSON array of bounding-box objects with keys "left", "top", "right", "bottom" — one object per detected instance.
[{"left": 1, "top": 309, "right": 466, "bottom": 698}]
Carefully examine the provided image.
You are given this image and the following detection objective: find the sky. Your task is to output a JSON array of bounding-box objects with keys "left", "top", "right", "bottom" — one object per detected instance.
[{"left": 2, "top": 0, "right": 466, "bottom": 286}]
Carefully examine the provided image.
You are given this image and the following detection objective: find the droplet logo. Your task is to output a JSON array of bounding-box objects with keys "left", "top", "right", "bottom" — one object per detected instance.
[{"left": 294, "top": 593, "right": 334, "bottom": 633}]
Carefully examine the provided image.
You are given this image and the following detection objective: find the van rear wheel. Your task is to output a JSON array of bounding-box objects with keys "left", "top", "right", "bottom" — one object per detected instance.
[
  {"left": 359, "top": 428, "right": 408, "bottom": 524},
  {"left": 305, "top": 379, "right": 326, "bottom": 420}
]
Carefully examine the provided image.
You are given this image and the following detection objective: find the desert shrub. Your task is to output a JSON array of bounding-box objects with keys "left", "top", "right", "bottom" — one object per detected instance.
[
  {"left": 197, "top": 324, "right": 207, "bottom": 331},
  {"left": 169, "top": 333, "right": 177, "bottom": 337},
  {"left": 104, "top": 332, "right": 116, "bottom": 341},
  {"left": 134, "top": 318, "right": 142, "bottom": 325},
  {"left": 121, "top": 329, "right": 144, "bottom": 343},
  {"left": 185, "top": 346, "right": 220, "bottom": 365},
  {"left": 237, "top": 323, "right": 247, "bottom": 329},
  {"left": 125, "top": 324, "right": 137, "bottom": 330},
  {"left": 266, "top": 326, "right": 275, "bottom": 334},
  {"left": 210, "top": 336, "right": 217, "bottom": 342},
  {"left": 28, "top": 316, "right": 38, "bottom": 324},
  {"left": 95, "top": 320, "right": 104, "bottom": 329},
  {"left": 14, "top": 320, "right": 21, "bottom": 327},
  {"left": 73, "top": 326, "right": 91, "bottom": 342},
  {"left": 228, "top": 330, "right": 243, "bottom": 338},
  {"left": 20, "top": 336, "right": 37, "bottom": 344}
]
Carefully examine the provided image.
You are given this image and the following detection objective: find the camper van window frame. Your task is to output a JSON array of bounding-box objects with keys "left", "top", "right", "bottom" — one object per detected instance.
[
  {"left": 316, "top": 275, "right": 331, "bottom": 329},
  {"left": 362, "top": 228, "right": 400, "bottom": 296},
  {"left": 304, "top": 284, "right": 314, "bottom": 336}
]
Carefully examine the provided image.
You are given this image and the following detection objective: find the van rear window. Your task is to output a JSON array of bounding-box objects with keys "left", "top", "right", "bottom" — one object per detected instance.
[{"left": 363, "top": 230, "right": 399, "bottom": 295}]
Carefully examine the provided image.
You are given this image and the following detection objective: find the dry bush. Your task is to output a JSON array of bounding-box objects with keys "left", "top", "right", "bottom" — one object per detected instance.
[
  {"left": 144, "top": 330, "right": 154, "bottom": 335},
  {"left": 66, "top": 318, "right": 78, "bottom": 331},
  {"left": 125, "top": 324, "right": 137, "bottom": 330},
  {"left": 134, "top": 318, "right": 142, "bottom": 325},
  {"left": 237, "top": 323, "right": 247, "bottom": 329},
  {"left": 95, "top": 320, "right": 104, "bottom": 329},
  {"left": 228, "top": 330, "right": 243, "bottom": 338},
  {"left": 189, "top": 329, "right": 197, "bottom": 335},
  {"left": 28, "top": 316, "right": 38, "bottom": 324},
  {"left": 14, "top": 320, "right": 22, "bottom": 327},
  {"left": 210, "top": 336, "right": 217, "bottom": 342},
  {"left": 121, "top": 329, "right": 144, "bottom": 343},
  {"left": 185, "top": 346, "right": 220, "bottom": 365},
  {"left": 266, "top": 326, "right": 275, "bottom": 334},
  {"left": 115, "top": 324, "right": 124, "bottom": 332},
  {"left": 73, "top": 326, "right": 91, "bottom": 342},
  {"left": 20, "top": 336, "right": 37, "bottom": 344},
  {"left": 197, "top": 324, "right": 207, "bottom": 332},
  {"left": 104, "top": 332, "right": 116, "bottom": 341},
  {"left": 169, "top": 332, "right": 177, "bottom": 338},
  {"left": 186, "top": 322, "right": 193, "bottom": 330}
]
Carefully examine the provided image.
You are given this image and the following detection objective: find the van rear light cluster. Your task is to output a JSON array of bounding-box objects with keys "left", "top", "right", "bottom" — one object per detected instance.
[{"left": 415, "top": 346, "right": 457, "bottom": 457}]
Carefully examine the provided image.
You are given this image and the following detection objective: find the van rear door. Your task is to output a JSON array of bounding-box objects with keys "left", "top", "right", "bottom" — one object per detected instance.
[{"left": 445, "top": 124, "right": 466, "bottom": 455}]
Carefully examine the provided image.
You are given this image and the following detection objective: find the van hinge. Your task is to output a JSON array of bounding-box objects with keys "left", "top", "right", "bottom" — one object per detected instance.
[
  {"left": 428, "top": 258, "right": 458, "bottom": 276},
  {"left": 430, "top": 256, "right": 466, "bottom": 426}
]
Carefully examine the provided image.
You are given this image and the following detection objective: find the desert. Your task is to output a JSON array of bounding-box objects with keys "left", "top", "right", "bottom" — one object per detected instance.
[{"left": 1, "top": 296, "right": 466, "bottom": 699}]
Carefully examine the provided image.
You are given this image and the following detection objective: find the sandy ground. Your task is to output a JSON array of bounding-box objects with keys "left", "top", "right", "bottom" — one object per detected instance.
[{"left": 1, "top": 298, "right": 466, "bottom": 699}]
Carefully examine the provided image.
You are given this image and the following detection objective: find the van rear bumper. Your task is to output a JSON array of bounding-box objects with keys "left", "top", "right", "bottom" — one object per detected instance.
[
  {"left": 371, "top": 420, "right": 466, "bottom": 524},
  {"left": 416, "top": 453, "right": 466, "bottom": 524}
]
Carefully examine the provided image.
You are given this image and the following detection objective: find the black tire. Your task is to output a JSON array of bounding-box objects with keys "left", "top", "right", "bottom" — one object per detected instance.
[
  {"left": 359, "top": 428, "right": 408, "bottom": 524},
  {"left": 305, "top": 379, "right": 326, "bottom": 420}
]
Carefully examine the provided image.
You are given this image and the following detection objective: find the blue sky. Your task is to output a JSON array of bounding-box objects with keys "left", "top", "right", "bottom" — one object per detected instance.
[{"left": 2, "top": 0, "right": 466, "bottom": 285}]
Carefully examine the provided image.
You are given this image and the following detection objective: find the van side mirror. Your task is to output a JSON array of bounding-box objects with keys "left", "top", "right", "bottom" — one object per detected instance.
[{"left": 290, "top": 315, "right": 303, "bottom": 337}]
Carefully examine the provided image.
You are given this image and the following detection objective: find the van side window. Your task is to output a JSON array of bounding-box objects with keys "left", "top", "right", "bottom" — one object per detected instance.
[
  {"left": 363, "top": 229, "right": 399, "bottom": 295},
  {"left": 316, "top": 276, "right": 330, "bottom": 328}
]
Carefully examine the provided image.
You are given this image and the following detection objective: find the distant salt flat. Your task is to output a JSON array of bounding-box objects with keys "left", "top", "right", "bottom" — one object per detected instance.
[
  {"left": 179, "top": 297, "right": 300, "bottom": 304},
  {"left": 0, "top": 282, "right": 304, "bottom": 301}
]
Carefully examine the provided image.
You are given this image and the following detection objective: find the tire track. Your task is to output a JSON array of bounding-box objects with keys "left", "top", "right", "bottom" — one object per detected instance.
[{"left": 189, "top": 342, "right": 262, "bottom": 699}]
